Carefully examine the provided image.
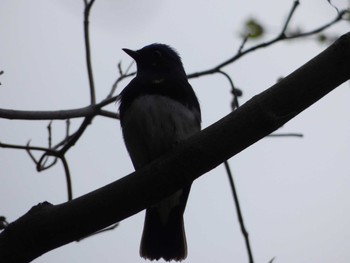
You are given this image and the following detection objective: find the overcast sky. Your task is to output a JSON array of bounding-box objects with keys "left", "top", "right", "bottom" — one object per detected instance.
[{"left": 1, "top": 0, "right": 350, "bottom": 262}]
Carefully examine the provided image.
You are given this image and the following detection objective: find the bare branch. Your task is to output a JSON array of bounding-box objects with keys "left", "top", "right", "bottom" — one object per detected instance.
[
  {"left": 37, "top": 153, "right": 58, "bottom": 171},
  {"left": 188, "top": 3, "right": 347, "bottom": 79},
  {"left": 0, "top": 141, "right": 56, "bottom": 154},
  {"left": 279, "top": 0, "right": 300, "bottom": 38},
  {"left": 224, "top": 161, "right": 254, "bottom": 263},
  {"left": 287, "top": 9, "right": 349, "bottom": 39},
  {"left": 47, "top": 121, "right": 53, "bottom": 148},
  {"left": 0, "top": 106, "right": 93, "bottom": 120},
  {"left": 61, "top": 156, "right": 73, "bottom": 201},
  {"left": 107, "top": 62, "right": 135, "bottom": 98},
  {"left": 237, "top": 34, "right": 251, "bottom": 54},
  {"left": 326, "top": 0, "right": 340, "bottom": 14},
  {"left": 60, "top": 117, "right": 93, "bottom": 155},
  {"left": 66, "top": 119, "right": 70, "bottom": 138},
  {"left": 84, "top": 0, "right": 97, "bottom": 105},
  {"left": 268, "top": 133, "right": 303, "bottom": 138},
  {"left": 217, "top": 70, "right": 240, "bottom": 110},
  {"left": 0, "top": 70, "right": 3, "bottom": 86},
  {"left": 98, "top": 110, "right": 119, "bottom": 119}
]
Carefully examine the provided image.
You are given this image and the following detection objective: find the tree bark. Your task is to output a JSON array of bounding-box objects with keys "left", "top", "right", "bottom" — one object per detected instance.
[{"left": 0, "top": 32, "right": 349, "bottom": 263}]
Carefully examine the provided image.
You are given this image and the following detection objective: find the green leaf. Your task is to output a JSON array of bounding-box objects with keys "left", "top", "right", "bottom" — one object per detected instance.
[{"left": 242, "top": 18, "right": 265, "bottom": 39}]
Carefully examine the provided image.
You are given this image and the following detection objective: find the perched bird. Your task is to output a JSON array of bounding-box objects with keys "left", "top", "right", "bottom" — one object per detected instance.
[{"left": 118, "top": 43, "right": 201, "bottom": 261}]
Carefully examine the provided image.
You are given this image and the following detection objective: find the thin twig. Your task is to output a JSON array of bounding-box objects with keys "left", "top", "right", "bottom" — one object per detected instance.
[
  {"left": 279, "top": 0, "right": 300, "bottom": 38},
  {"left": 0, "top": 70, "right": 3, "bottom": 86},
  {"left": 217, "top": 70, "right": 240, "bottom": 109},
  {"left": 66, "top": 119, "right": 70, "bottom": 138},
  {"left": 238, "top": 34, "right": 251, "bottom": 54},
  {"left": 60, "top": 117, "right": 93, "bottom": 155},
  {"left": 51, "top": 1, "right": 97, "bottom": 156},
  {"left": 0, "top": 141, "right": 56, "bottom": 154},
  {"left": 219, "top": 70, "right": 254, "bottom": 261},
  {"left": 84, "top": 0, "right": 97, "bottom": 105},
  {"left": 36, "top": 152, "right": 58, "bottom": 171},
  {"left": 223, "top": 161, "right": 254, "bottom": 263},
  {"left": 268, "top": 133, "right": 303, "bottom": 137},
  {"left": 327, "top": 0, "right": 340, "bottom": 14},
  {"left": 47, "top": 121, "right": 53, "bottom": 148},
  {"left": 287, "top": 9, "right": 348, "bottom": 39},
  {"left": 98, "top": 110, "right": 119, "bottom": 119},
  {"left": 107, "top": 63, "right": 135, "bottom": 98},
  {"left": 61, "top": 156, "right": 73, "bottom": 200}
]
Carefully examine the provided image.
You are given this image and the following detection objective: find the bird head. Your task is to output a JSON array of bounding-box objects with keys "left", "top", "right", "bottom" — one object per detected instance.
[{"left": 122, "top": 43, "right": 186, "bottom": 78}]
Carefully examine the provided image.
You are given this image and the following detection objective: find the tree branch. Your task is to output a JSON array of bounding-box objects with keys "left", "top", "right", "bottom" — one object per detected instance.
[
  {"left": 224, "top": 160, "right": 254, "bottom": 263},
  {"left": 0, "top": 106, "right": 93, "bottom": 120},
  {"left": 188, "top": 3, "right": 348, "bottom": 79},
  {"left": 0, "top": 31, "right": 349, "bottom": 263},
  {"left": 84, "top": 0, "right": 97, "bottom": 105}
]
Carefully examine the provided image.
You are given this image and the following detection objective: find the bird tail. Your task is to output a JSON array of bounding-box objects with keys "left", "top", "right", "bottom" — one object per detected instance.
[{"left": 140, "top": 207, "right": 187, "bottom": 261}]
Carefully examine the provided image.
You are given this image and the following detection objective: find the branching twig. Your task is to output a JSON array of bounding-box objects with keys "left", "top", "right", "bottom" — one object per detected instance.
[
  {"left": 0, "top": 141, "right": 72, "bottom": 200},
  {"left": 107, "top": 61, "right": 135, "bottom": 98},
  {"left": 287, "top": 9, "right": 349, "bottom": 39},
  {"left": 217, "top": 70, "right": 240, "bottom": 110},
  {"left": 188, "top": 2, "right": 347, "bottom": 79},
  {"left": 327, "top": 0, "right": 340, "bottom": 14}
]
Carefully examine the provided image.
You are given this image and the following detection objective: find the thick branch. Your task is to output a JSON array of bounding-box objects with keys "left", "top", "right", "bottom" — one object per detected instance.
[{"left": 0, "top": 32, "right": 349, "bottom": 263}]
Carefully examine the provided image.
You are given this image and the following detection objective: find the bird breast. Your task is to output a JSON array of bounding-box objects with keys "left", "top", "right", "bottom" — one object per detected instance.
[{"left": 121, "top": 94, "right": 200, "bottom": 169}]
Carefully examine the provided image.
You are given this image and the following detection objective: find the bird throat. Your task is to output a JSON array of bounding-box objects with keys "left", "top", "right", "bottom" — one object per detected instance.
[{"left": 152, "top": 78, "right": 165, "bottom": 84}]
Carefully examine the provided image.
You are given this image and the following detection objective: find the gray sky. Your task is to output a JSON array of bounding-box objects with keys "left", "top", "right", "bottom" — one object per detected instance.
[{"left": 1, "top": 0, "right": 350, "bottom": 262}]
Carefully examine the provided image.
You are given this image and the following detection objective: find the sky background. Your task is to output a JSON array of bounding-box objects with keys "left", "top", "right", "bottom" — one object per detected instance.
[{"left": 1, "top": 0, "right": 350, "bottom": 262}]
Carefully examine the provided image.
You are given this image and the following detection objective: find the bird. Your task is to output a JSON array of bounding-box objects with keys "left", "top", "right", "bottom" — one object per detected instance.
[{"left": 117, "top": 43, "right": 201, "bottom": 261}]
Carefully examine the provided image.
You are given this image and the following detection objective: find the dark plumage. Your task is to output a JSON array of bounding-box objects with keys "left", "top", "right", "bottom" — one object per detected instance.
[{"left": 118, "top": 43, "right": 201, "bottom": 261}]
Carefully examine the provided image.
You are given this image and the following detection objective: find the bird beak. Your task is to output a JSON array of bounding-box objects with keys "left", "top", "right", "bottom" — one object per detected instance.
[{"left": 122, "top": 48, "right": 139, "bottom": 61}]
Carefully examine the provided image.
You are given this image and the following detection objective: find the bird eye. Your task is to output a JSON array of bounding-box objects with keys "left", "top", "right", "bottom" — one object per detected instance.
[{"left": 153, "top": 50, "right": 162, "bottom": 59}]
